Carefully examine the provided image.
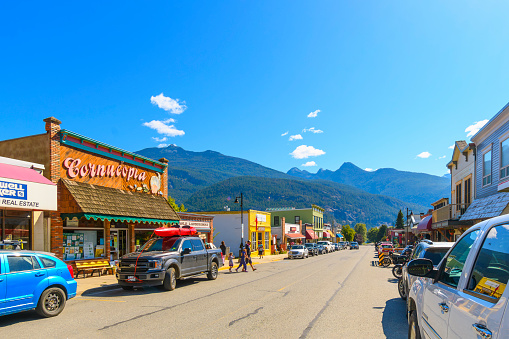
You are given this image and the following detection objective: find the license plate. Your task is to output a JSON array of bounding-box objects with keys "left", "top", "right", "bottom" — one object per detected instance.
[{"left": 127, "top": 276, "right": 136, "bottom": 282}]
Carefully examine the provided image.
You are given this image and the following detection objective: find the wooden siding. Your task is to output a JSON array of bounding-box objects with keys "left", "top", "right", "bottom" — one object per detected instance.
[{"left": 476, "top": 118, "right": 509, "bottom": 198}]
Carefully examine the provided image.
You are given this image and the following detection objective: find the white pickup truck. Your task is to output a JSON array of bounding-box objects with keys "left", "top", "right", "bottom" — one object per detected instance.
[
  {"left": 406, "top": 213, "right": 509, "bottom": 339},
  {"left": 317, "top": 241, "right": 334, "bottom": 253}
]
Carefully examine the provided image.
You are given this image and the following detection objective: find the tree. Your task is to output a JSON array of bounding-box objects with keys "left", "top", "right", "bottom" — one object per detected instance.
[
  {"left": 367, "top": 227, "right": 378, "bottom": 243},
  {"left": 354, "top": 223, "right": 367, "bottom": 244},
  {"left": 377, "top": 224, "right": 388, "bottom": 242},
  {"left": 341, "top": 224, "right": 356, "bottom": 242},
  {"left": 168, "top": 196, "right": 187, "bottom": 212},
  {"left": 396, "top": 210, "right": 405, "bottom": 229}
]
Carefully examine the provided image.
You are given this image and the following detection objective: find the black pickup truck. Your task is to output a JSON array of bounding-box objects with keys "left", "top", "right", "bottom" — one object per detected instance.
[{"left": 116, "top": 236, "right": 222, "bottom": 291}]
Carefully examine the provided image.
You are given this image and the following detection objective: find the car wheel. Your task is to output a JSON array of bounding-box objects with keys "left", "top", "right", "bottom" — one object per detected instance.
[
  {"left": 408, "top": 310, "right": 421, "bottom": 339},
  {"left": 398, "top": 278, "right": 407, "bottom": 300},
  {"left": 207, "top": 261, "right": 218, "bottom": 280},
  {"left": 162, "top": 267, "right": 177, "bottom": 291},
  {"left": 36, "top": 287, "right": 66, "bottom": 317},
  {"left": 121, "top": 285, "right": 134, "bottom": 291}
]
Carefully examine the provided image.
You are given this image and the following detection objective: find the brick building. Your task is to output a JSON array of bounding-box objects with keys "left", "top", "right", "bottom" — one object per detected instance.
[{"left": 0, "top": 117, "right": 179, "bottom": 262}]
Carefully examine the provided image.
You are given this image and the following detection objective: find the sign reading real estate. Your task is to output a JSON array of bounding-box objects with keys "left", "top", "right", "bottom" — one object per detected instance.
[{"left": 0, "top": 177, "right": 57, "bottom": 211}]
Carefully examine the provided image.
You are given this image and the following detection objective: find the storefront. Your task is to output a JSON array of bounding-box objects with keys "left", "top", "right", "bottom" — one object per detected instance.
[
  {"left": 0, "top": 156, "right": 57, "bottom": 250},
  {"left": 248, "top": 210, "right": 271, "bottom": 256},
  {"left": 0, "top": 117, "right": 180, "bottom": 262},
  {"left": 178, "top": 212, "right": 214, "bottom": 244}
]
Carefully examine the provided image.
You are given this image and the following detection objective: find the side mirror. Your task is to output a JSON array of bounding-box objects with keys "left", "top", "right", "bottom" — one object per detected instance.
[
  {"left": 407, "top": 258, "right": 435, "bottom": 278},
  {"left": 182, "top": 248, "right": 192, "bottom": 255}
]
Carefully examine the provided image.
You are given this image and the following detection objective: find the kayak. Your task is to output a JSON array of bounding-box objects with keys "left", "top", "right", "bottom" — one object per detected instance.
[{"left": 154, "top": 226, "right": 197, "bottom": 237}]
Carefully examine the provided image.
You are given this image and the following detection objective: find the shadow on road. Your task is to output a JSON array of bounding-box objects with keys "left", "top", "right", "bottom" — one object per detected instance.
[{"left": 381, "top": 298, "right": 407, "bottom": 339}]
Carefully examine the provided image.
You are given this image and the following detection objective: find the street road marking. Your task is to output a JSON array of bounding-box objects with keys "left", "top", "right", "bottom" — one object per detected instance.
[
  {"left": 278, "top": 272, "right": 317, "bottom": 292},
  {"left": 76, "top": 298, "right": 126, "bottom": 303}
]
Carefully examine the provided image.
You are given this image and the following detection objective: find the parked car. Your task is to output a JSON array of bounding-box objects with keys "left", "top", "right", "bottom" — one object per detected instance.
[
  {"left": 333, "top": 243, "right": 340, "bottom": 251},
  {"left": 316, "top": 244, "right": 327, "bottom": 255},
  {"left": 288, "top": 245, "right": 309, "bottom": 259},
  {"left": 317, "top": 241, "right": 334, "bottom": 253},
  {"left": 350, "top": 242, "right": 359, "bottom": 250},
  {"left": 377, "top": 242, "right": 393, "bottom": 256},
  {"left": 117, "top": 234, "right": 222, "bottom": 291},
  {"left": 398, "top": 241, "right": 453, "bottom": 300},
  {"left": 304, "top": 243, "right": 319, "bottom": 256},
  {"left": 0, "top": 250, "right": 77, "bottom": 317},
  {"left": 407, "top": 214, "right": 509, "bottom": 339},
  {"left": 338, "top": 241, "right": 346, "bottom": 250}
]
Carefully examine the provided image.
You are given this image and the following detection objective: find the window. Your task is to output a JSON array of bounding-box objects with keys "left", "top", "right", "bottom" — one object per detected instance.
[
  {"left": 251, "top": 232, "right": 256, "bottom": 250},
  {"left": 466, "top": 225, "right": 509, "bottom": 302},
  {"left": 295, "top": 216, "right": 300, "bottom": 223},
  {"left": 483, "top": 150, "right": 492, "bottom": 186},
  {"left": 501, "top": 139, "right": 509, "bottom": 179},
  {"left": 40, "top": 257, "right": 56, "bottom": 268},
  {"left": 191, "top": 239, "right": 204, "bottom": 251},
  {"left": 7, "top": 255, "right": 38, "bottom": 272},
  {"left": 1, "top": 210, "right": 32, "bottom": 250},
  {"left": 464, "top": 178, "right": 471, "bottom": 206},
  {"left": 274, "top": 216, "right": 280, "bottom": 226},
  {"left": 265, "top": 232, "right": 269, "bottom": 251},
  {"left": 438, "top": 230, "right": 480, "bottom": 288},
  {"left": 181, "top": 240, "right": 193, "bottom": 252},
  {"left": 456, "top": 183, "right": 462, "bottom": 211}
]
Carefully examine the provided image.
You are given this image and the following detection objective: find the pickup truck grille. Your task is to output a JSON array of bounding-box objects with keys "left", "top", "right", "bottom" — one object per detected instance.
[{"left": 119, "top": 259, "right": 151, "bottom": 273}]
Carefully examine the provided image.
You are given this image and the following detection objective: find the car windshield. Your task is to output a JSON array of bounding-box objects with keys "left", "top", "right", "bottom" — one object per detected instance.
[
  {"left": 291, "top": 245, "right": 304, "bottom": 249},
  {"left": 382, "top": 244, "right": 392, "bottom": 248},
  {"left": 422, "top": 247, "right": 450, "bottom": 265},
  {"left": 140, "top": 237, "right": 182, "bottom": 252},
  {"left": 317, "top": 242, "right": 327, "bottom": 245},
  {"left": 305, "top": 244, "right": 314, "bottom": 247},
  {"left": 351, "top": 242, "right": 358, "bottom": 245}
]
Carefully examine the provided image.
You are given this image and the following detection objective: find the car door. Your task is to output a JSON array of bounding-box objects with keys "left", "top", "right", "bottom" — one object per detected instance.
[
  {"left": 421, "top": 229, "right": 480, "bottom": 339},
  {"left": 447, "top": 224, "right": 509, "bottom": 339},
  {"left": 191, "top": 239, "right": 207, "bottom": 272},
  {"left": 0, "top": 255, "right": 6, "bottom": 313},
  {"left": 5, "top": 254, "right": 48, "bottom": 312},
  {"left": 180, "top": 240, "right": 196, "bottom": 276}
]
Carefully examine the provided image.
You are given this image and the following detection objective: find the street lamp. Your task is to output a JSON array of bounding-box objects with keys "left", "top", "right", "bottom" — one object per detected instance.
[{"left": 234, "top": 193, "right": 244, "bottom": 250}]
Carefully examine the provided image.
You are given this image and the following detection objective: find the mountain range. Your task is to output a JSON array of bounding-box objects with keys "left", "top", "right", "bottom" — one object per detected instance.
[{"left": 136, "top": 145, "right": 450, "bottom": 226}]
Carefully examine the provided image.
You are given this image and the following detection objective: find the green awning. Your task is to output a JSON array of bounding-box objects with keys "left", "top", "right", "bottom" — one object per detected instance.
[{"left": 61, "top": 213, "right": 179, "bottom": 225}]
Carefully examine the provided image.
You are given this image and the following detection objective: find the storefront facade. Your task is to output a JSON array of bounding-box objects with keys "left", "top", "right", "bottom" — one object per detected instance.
[
  {"left": 0, "top": 117, "right": 180, "bottom": 262},
  {"left": 248, "top": 210, "right": 271, "bottom": 256},
  {"left": 0, "top": 156, "right": 57, "bottom": 250},
  {"left": 178, "top": 212, "right": 214, "bottom": 244}
]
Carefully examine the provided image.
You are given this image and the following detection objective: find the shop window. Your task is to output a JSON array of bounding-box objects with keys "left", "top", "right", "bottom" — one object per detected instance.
[
  {"left": 466, "top": 225, "right": 509, "bottom": 302},
  {"left": 265, "top": 232, "right": 269, "bottom": 251},
  {"left": 62, "top": 229, "right": 105, "bottom": 260},
  {"left": 251, "top": 232, "right": 256, "bottom": 250},
  {"left": 501, "top": 139, "right": 509, "bottom": 180},
  {"left": 1, "top": 211, "right": 31, "bottom": 250},
  {"left": 483, "top": 150, "right": 492, "bottom": 186}
]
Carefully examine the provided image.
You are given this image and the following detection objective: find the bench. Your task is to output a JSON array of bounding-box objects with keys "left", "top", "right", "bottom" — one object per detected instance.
[{"left": 75, "top": 259, "right": 115, "bottom": 278}]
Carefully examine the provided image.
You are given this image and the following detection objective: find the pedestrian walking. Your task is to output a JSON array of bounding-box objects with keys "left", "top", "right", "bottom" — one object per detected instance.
[
  {"left": 220, "top": 241, "right": 227, "bottom": 265},
  {"left": 245, "top": 241, "right": 257, "bottom": 271},
  {"left": 228, "top": 252, "right": 234, "bottom": 272},
  {"left": 257, "top": 243, "right": 264, "bottom": 259},
  {"left": 236, "top": 248, "right": 247, "bottom": 272}
]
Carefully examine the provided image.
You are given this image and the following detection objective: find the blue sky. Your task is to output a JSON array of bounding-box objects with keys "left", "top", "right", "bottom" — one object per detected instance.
[{"left": 2, "top": 1, "right": 509, "bottom": 176}]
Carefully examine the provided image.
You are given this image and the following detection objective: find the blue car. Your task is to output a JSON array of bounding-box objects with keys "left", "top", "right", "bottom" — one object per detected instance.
[{"left": 0, "top": 250, "right": 77, "bottom": 317}]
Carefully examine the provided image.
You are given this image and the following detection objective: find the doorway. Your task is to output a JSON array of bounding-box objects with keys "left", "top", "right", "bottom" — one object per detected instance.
[{"left": 110, "top": 229, "right": 128, "bottom": 260}]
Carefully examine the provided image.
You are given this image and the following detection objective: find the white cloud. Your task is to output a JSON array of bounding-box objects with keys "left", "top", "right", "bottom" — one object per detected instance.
[
  {"left": 290, "top": 145, "right": 326, "bottom": 159},
  {"left": 143, "top": 120, "right": 185, "bottom": 137},
  {"left": 157, "top": 144, "right": 169, "bottom": 148},
  {"left": 303, "top": 127, "right": 324, "bottom": 134},
  {"left": 417, "top": 151, "right": 432, "bottom": 159},
  {"left": 465, "top": 119, "right": 489, "bottom": 138},
  {"left": 364, "top": 168, "right": 377, "bottom": 172},
  {"left": 448, "top": 145, "right": 455, "bottom": 149},
  {"left": 438, "top": 155, "right": 446, "bottom": 159},
  {"left": 150, "top": 93, "right": 187, "bottom": 114},
  {"left": 307, "top": 109, "right": 320, "bottom": 118},
  {"left": 289, "top": 134, "right": 303, "bottom": 141},
  {"left": 152, "top": 136, "right": 167, "bottom": 142},
  {"left": 302, "top": 161, "right": 317, "bottom": 167},
  {"left": 281, "top": 131, "right": 289, "bottom": 136}
]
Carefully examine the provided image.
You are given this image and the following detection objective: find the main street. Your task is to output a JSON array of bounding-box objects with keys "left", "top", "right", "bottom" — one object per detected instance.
[{"left": 0, "top": 246, "right": 407, "bottom": 338}]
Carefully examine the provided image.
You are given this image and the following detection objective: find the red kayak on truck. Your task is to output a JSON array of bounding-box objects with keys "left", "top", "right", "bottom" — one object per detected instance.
[{"left": 154, "top": 226, "right": 197, "bottom": 237}]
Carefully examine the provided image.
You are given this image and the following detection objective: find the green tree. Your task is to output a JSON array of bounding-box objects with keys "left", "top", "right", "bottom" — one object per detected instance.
[
  {"left": 341, "top": 224, "right": 356, "bottom": 242},
  {"left": 377, "top": 224, "right": 388, "bottom": 242},
  {"left": 367, "top": 227, "right": 379, "bottom": 243},
  {"left": 168, "top": 196, "right": 187, "bottom": 212},
  {"left": 354, "top": 223, "right": 367, "bottom": 244},
  {"left": 396, "top": 210, "right": 405, "bottom": 229}
]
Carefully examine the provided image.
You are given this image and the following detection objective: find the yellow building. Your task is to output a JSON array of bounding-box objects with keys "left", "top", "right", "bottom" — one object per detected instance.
[{"left": 248, "top": 210, "right": 272, "bottom": 256}]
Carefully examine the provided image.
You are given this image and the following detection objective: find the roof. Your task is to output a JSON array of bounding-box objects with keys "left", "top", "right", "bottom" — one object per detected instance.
[
  {"left": 285, "top": 233, "right": 305, "bottom": 239},
  {"left": 460, "top": 192, "right": 509, "bottom": 221},
  {"left": 61, "top": 179, "right": 179, "bottom": 222},
  {"left": 471, "top": 101, "right": 509, "bottom": 141},
  {"left": 0, "top": 163, "right": 55, "bottom": 186}
]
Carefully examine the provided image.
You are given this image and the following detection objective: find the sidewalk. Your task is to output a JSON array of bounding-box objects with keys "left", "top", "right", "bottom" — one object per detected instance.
[{"left": 75, "top": 252, "right": 289, "bottom": 296}]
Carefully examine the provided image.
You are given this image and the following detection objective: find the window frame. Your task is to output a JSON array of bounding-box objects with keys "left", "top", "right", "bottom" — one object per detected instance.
[{"left": 483, "top": 149, "right": 492, "bottom": 187}]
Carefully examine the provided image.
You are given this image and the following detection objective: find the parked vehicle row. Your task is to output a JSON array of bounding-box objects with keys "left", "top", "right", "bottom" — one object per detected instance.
[{"left": 392, "top": 214, "right": 509, "bottom": 339}]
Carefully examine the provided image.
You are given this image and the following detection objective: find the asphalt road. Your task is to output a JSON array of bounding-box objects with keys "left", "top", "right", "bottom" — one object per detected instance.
[{"left": 0, "top": 245, "right": 408, "bottom": 338}]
